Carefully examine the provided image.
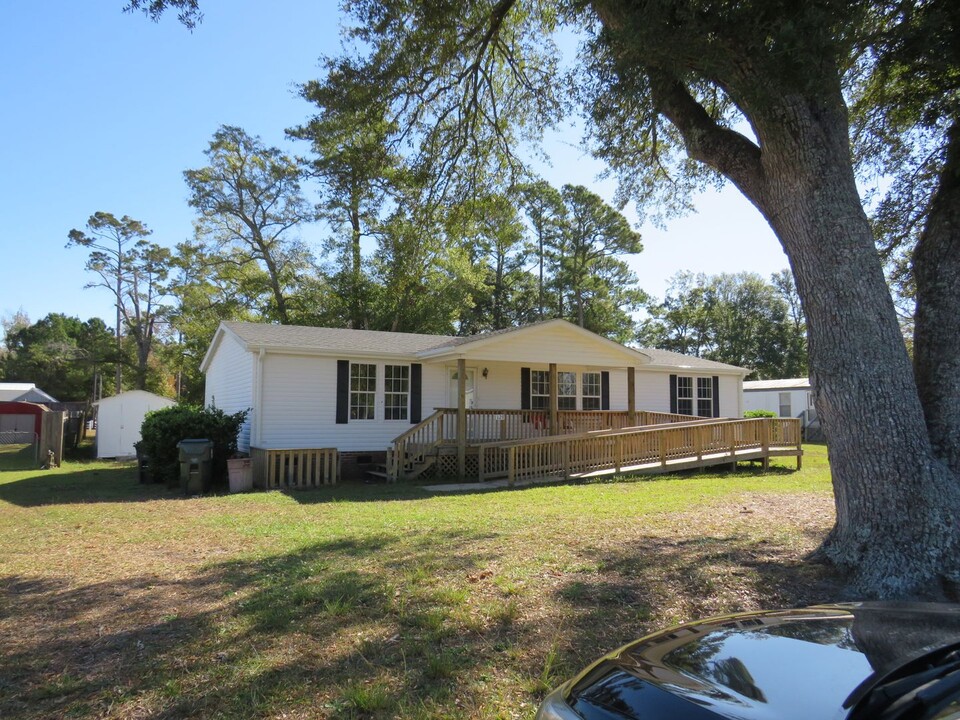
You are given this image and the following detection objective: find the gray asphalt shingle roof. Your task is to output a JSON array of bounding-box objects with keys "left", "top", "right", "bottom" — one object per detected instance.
[
  {"left": 220, "top": 321, "right": 747, "bottom": 372},
  {"left": 222, "top": 322, "right": 457, "bottom": 354}
]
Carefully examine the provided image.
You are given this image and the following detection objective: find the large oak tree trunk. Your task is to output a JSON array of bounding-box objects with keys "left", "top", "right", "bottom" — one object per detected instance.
[
  {"left": 754, "top": 93, "right": 960, "bottom": 596},
  {"left": 913, "top": 121, "right": 960, "bottom": 476},
  {"left": 640, "top": 45, "right": 960, "bottom": 595}
]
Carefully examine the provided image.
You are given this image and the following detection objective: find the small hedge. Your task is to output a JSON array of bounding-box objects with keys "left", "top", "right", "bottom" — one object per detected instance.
[
  {"left": 139, "top": 405, "right": 248, "bottom": 487},
  {"left": 743, "top": 409, "right": 778, "bottom": 418}
]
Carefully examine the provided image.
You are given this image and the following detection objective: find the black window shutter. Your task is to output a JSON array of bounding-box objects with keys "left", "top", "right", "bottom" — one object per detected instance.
[
  {"left": 669, "top": 374, "right": 678, "bottom": 414},
  {"left": 410, "top": 363, "right": 422, "bottom": 424},
  {"left": 336, "top": 360, "right": 349, "bottom": 424},
  {"left": 601, "top": 371, "right": 610, "bottom": 410},
  {"left": 712, "top": 376, "right": 720, "bottom": 417},
  {"left": 521, "top": 367, "right": 531, "bottom": 410}
]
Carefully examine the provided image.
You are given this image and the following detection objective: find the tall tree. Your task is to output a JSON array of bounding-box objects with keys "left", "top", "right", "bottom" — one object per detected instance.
[
  {"left": 516, "top": 180, "right": 567, "bottom": 319},
  {"left": 291, "top": 73, "right": 404, "bottom": 329},
  {"left": 850, "top": 0, "right": 960, "bottom": 477},
  {"left": 550, "top": 184, "right": 644, "bottom": 340},
  {"left": 67, "top": 212, "right": 169, "bottom": 392},
  {"left": 459, "top": 194, "right": 538, "bottom": 333},
  {"left": 184, "top": 125, "right": 316, "bottom": 325},
  {"left": 1, "top": 314, "right": 116, "bottom": 402},
  {"left": 366, "top": 205, "right": 477, "bottom": 334},
  {"left": 643, "top": 272, "right": 808, "bottom": 379}
]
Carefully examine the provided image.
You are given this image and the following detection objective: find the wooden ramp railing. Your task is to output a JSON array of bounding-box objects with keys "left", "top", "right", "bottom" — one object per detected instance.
[
  {"left": 477, "top": 417, "right": 802, "bottom": 485},
  {"left": 251, "top": 447, "right": 339, "bottom": 489},
  {"left": 387, "top": 408, "right": 707, "bottom": 481}
]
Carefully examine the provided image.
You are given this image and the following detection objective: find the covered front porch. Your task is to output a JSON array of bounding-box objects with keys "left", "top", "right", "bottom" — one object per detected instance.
[{"left": 389, "top": 357, "right": 650, "bottom": 481}]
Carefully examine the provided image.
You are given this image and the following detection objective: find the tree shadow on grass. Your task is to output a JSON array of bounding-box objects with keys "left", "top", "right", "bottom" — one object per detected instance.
[
  {"left": 0, "top": 528, "right": 534, "bottom": 719},
  {"left": 0, "top": 464, "right": 180, "bottom": 506},
  {"left": 544, "top": 527, "right": 847, "bottom": 672}
]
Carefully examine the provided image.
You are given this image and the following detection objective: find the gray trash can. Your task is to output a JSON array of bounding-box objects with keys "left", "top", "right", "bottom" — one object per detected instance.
[{"left": 177, "top": 439, "right": 214, "bottom": 495}]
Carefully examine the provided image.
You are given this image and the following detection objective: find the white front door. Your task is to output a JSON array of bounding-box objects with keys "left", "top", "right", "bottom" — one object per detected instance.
[{"left": 449, "top": 368, "right": 477, "bottom": 409}]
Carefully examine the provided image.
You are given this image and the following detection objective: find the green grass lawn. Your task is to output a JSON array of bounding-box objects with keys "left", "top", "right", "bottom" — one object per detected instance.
[{"left": 0, "top": 445, "right": 838, "bottom": 719}]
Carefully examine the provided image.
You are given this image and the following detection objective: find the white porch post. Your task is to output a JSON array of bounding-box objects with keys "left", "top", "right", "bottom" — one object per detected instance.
[
  {"left": 549, "top": 362, "right": 558, "bottom": 436},
  {"left": 457, "top": 357, "right": 466, "bottom": 480}
]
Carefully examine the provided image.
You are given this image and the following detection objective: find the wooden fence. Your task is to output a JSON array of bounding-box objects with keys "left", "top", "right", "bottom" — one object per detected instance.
[
  {"left": 250, "top": 447, "right": 339, "bottom": 489},
  {"left": 477, "top": 417, "right": 802, "bottom": 485}
]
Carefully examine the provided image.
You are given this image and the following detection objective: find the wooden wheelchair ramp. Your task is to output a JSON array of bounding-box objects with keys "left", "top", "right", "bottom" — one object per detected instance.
[{"left": 469, "top": 417, "right": 802, "bottom": 488}]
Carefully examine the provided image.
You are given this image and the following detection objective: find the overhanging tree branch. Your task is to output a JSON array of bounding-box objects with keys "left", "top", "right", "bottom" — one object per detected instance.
[{"left": 647, "top": 69, "right": 766, "bottom": 208}]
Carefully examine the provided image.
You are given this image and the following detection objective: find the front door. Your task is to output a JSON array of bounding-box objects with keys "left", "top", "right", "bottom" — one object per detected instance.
[{"left": 449, "top": 368, "right": 477, "bottom": 409}]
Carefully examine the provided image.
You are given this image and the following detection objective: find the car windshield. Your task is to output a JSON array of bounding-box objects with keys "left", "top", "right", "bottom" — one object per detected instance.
[{"left": 845, "top": 642, "right": 960, "bottom": 720}]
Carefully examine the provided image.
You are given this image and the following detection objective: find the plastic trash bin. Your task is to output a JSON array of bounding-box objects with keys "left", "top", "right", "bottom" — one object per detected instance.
[{"left": 177, "top": 439, "right": 213, "bottom": 495}]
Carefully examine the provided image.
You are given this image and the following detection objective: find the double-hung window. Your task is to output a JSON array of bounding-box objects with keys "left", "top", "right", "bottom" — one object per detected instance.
[
  {"left": 676, "top": 376, "right": 694, "bottom": 415},
  {"left": 384, "top": 365, "right": 410, "bottom": 420},
  {"left": 558, "top": 371, "right": 577, "bottom": 410},
  {"left": 350, "top": 363, "right": 376, "bottom": 420},
  {"left": 531, "top": 370, "right": 550, "bottom": 410},
  {"left": 582, "top": 372, "right": 601, "bottom": 411},
  {"left": 697, "top": 378, "right": 713, "bottom": 417}
]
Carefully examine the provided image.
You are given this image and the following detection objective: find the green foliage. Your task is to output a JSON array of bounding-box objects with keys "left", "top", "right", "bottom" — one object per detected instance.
[
  {"left": 640, "top": 271, "right": 808, "bottom": 379},
  {"left": 1, "top": 313, "right": 117, "bottom": 402},
  {"left": 744, "top": 409, "right": 777, "bottom": 419},
  {"left": 138, "top": 404, "right": 247, "bottom": 487},
  {"left": 184, "top": 125, "right": 317, "bottom": 326}
]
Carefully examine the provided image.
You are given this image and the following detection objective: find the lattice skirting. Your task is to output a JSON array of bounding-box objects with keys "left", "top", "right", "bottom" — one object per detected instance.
[{"left": 434, "top": 453, "right": 479, "bottom": 480}]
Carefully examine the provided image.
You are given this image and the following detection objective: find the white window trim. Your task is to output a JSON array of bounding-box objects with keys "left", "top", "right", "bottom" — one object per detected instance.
[
  {"left": 697, "top": 377, "right": 713, "bottom": 417},
  {"left": 350, "top": 362, "right": 377, "bottom": 421},
  {"left": 582, "top": 371, "right": 601, "bottom": 411},
  {"left": 384, "top": 364, "right": 410, "bottom": 421}
]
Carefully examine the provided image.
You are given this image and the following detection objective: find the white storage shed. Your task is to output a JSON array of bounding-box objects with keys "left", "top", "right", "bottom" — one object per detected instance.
[{"left": 94, "top": 390, "right": 176, "bottom": 458}]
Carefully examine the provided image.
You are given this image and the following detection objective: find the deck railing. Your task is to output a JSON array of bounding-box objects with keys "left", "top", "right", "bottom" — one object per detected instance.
[
  {"left": 250, "top": 447, "right": 339, "bottom": 489},
  {"left": 477, "top": 417, "right": 802, "bottom": 485},
  {"left": 387, "top": 408, "right": 707, "bottom": 480}
]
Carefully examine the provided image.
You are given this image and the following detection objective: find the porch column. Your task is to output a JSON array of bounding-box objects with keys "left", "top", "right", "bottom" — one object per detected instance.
[
  {"left": 627, "top": 366, "right": 636, "bottom": 426},
  {"left": 457, "top": 357, "right": 466, "bottom": 480},
  {"left": 549, "top": 362, "right": 559, "bottom": 436}
]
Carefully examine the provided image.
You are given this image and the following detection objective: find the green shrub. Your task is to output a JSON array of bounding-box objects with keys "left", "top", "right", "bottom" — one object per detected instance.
[
  {"left": 743, "top": 409, "right": 778, "bottom": 418},
  {"left": 139, "top": 405, "right": 248, "bottom": 487}
]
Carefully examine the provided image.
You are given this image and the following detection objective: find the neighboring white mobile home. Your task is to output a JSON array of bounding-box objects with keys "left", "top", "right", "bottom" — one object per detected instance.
[
  {"left": 94, "top": 390, "right": 176, "bottom": 458},
  {"left": 201, "top": 319, "right": 749, "bottom": 480},
  {"left": 742, "top": 378, "right": 818, "bottom": 428}
]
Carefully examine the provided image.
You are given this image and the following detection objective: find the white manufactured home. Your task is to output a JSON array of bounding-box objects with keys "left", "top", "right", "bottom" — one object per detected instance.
[
  {"left": 742, "top": 378, "right": 819, "bottom": 429},
  {"left": 201, "top": 319, "right": 750, "bottom": 483}
]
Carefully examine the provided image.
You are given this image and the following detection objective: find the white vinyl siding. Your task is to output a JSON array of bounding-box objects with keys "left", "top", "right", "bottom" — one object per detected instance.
[{"left": 203, "top": 331, "right": 255, "bottom": 451}]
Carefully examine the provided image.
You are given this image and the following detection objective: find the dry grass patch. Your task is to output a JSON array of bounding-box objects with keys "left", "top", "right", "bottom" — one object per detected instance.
[{"left": 0, "top": 445, "right": 839, "bottom": 719}]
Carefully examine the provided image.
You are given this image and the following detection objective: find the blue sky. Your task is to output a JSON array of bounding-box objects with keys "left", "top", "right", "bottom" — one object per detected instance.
[{"left": 0, "top": 0, "right": 788, "bottom": 340}]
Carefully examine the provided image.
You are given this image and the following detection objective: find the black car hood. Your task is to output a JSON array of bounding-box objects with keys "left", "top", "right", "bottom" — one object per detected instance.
[{"left": 567, "top": 603, "right": 960, "bottom": 720}]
